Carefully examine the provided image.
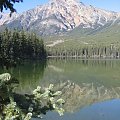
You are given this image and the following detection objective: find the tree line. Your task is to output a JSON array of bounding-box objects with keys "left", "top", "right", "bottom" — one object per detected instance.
[
  {"left": 0, "top": 28, "right": 46, "bottom": 66},
  {"left": 47, "top": 44, "right": 120, "bottom": 59}
]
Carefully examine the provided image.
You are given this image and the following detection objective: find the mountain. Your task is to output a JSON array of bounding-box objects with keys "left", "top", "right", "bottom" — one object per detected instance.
[
  {"left": 0, "top": 0, "right": 120, "bottom": 36},
  {"left": 0, "top": 12, "right": 18, "bottom": 26}
]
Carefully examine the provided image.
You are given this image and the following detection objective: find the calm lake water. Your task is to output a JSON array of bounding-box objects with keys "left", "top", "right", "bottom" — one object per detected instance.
[{"left": 1, "top": 59, "right": 120, "bottom": 120}]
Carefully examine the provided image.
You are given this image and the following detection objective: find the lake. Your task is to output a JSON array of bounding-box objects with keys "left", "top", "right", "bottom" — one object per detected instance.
[{"left": 1, "top": 59, "right": 120, "bottom": 120}]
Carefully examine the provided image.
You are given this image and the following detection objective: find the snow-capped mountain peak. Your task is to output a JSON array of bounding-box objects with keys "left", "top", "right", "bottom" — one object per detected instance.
[{"left": 0, "top": 0, "right": 120, "bottom": 35}]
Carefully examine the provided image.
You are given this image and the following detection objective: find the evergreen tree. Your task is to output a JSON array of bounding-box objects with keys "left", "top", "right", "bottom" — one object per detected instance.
[
  {"left": 0, "top": 0, "right": 23, "bottom": 13},
  {"left": 0, "top": 28, "right": 46, "bottom": 66}
]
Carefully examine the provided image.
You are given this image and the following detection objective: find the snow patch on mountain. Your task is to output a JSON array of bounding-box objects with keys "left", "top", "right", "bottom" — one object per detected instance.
[
  {"left": 0, "top": 0, "right": 120, "bottom": 35},
  {"left": 0, "top": 12, "right": 18, "bottom": 26}
]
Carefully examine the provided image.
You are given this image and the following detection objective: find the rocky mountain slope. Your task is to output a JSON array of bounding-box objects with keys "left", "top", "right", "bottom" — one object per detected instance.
[
  {"left": 0, "top": 12, "right": 18, "bottom": 26},
  {"left": 0, "top": 0, "right": 120, "bottom": 36}
]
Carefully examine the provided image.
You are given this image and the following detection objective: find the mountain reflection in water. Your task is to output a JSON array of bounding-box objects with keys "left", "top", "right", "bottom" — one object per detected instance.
[
  {"left": 37, "top": 99, "right": 120, "bottom": 120},
  {"left": 1, "top": 59, "right": 120, "bottom": 119}
]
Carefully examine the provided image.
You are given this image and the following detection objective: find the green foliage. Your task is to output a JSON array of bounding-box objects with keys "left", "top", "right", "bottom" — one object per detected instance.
[
  {"left": 0, "top": 0, "right": 23, "bottom": 13},
  {"left": 46, "top": 40, "right": 120, "bottom": 59},
  {"left": 0, "top": 73, "right": 65, "bottom": 120},
  {"left": 1, "top": 101, "right": 32, "bottom": 120},
  {"left": 0, "top": 28, "right": 46, "bottom": 66},
  {"left": 32, "top": 84, "right": 65, "bottom": 116}
]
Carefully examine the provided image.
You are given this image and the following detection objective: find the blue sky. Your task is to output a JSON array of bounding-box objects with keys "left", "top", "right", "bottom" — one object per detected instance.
[
  {"left": 6, "top": 0, "right": 120, "bottom": 13},
  {"left": 81, "top": 0, "right": 120, "bottom": 12}
]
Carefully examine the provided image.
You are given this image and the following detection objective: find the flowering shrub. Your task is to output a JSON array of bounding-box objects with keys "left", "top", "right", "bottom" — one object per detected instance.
[
  {"left": 0, "top": 73, "right": 65, "bottom": 120},
  {"left": 32, "top": 84, "right": 65, "bottom": 116}
]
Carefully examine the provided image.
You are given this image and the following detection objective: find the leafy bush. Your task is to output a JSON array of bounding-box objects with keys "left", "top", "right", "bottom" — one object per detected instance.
[{"left": 0, "top": 73, "right": 65, "bottom": 120}]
